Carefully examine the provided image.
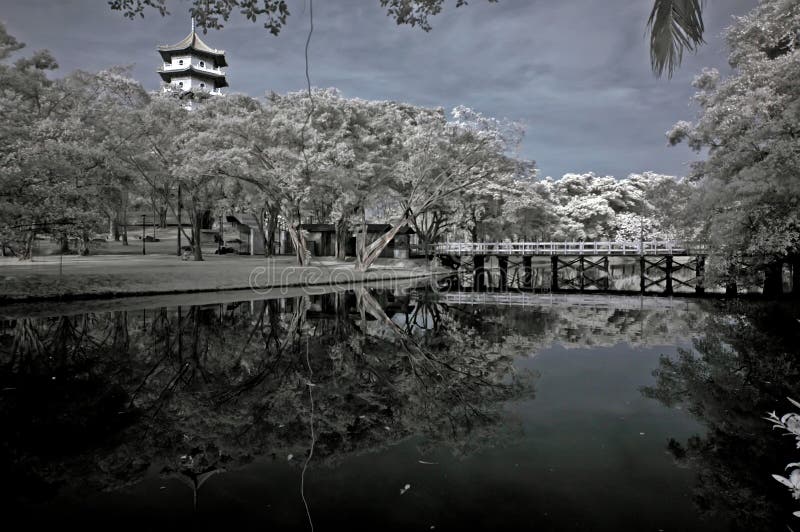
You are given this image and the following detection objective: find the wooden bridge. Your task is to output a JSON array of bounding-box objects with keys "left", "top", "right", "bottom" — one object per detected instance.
[{"left": 423, "top": 240, "right": 707, "bottom": 295}]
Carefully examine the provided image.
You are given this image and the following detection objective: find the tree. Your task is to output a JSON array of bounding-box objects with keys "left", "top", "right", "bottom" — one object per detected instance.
[
  {"left": 646, "top": 0, "right": 706, "bottom": 78},
  {"left": 0, "top": 24, "right": 61, "bottom": 259},
  {"left": 211, "top": 89, "right": 345, "bottom": 265},
  {"left": 356, "top": 104, "right": 527, "bottom": 270},
  {"left": 667, "top": 0, "right": 800, "bottom": 288},
  {"left": 0, "top": 29, "right": 140, "bottom": 258}
]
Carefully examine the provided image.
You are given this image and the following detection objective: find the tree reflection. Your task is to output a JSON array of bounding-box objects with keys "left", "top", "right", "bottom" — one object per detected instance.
[
  {"left": 0, "top": 288, "right": 538, "bottom": 506},
  {"left": 642, "top": 301, "right": 800, "bottom": 531}
]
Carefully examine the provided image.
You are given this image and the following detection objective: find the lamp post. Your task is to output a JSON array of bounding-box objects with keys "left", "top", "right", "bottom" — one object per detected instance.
[
  {"left": 141, "top": 214, "right": 147, "bottom": 255},
  {"left": 635, "top": 188, "right": 646, "bottom": 255}
]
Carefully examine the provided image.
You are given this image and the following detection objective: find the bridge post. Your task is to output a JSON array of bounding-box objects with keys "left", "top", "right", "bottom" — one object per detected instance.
[
  {"left": 695, "top": 256, "right": 706, "bottom": 295},
  {"left": 578, "top": 256, "right": 585, "bottom": 291},
  {"left": 498, "top": 256, "right": 508, "bottom": 290},
  {"left": 763, "top": 261, "right": 783, "bottom": 297},
  {"left": 474, "top": 254, "right": 486, "bottom": 291},
  {"left": 665, "top": 255, "right": 673, "bottom": 295},
  {"left": 551, "top": 255, "right": 559, "bottom": 292},
  {"left": 639, "top": 256, "right": 646, "bottom": 293},
  {"left": 602, "top": 256, "right": 609, "bottom": 290},
  {"left": 725, "top": 264, "right": 738, "bottom": 296},
  {"left": 726, "top": 280, "right": 737, "bottom": 297},
  {"left": 523, "top": 256, "right": 533, "bottom": 289}
]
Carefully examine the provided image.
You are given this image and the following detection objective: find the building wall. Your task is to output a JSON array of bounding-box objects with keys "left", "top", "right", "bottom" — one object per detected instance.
[
  {"left": 163, "top": 52, "right": 224, "bottom": 93},
  {"left": 168, "top": 75, "right": 219, "bottom": 92},
  {"left": 164, "top": 54, "right": 192, "bottom": 68}
]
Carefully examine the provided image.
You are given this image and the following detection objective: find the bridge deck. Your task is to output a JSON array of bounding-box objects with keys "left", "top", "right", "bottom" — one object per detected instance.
[{"left": 422, "top": 241, "right": 706, "bottom": 256}]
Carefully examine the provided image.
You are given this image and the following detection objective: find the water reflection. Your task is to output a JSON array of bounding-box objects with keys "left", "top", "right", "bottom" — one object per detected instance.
[
  {"left": 0, "top": 288, "right": 536, "bottom": 510},
  {"left": 1, "top": 289, "right": 797, "bottom": 529},
  {"left": 642, "top": 301, "right": 800, "bottom": 531}
]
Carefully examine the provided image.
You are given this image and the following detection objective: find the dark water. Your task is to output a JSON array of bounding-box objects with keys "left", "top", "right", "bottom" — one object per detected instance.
[{"left": 1, "top": 285, "right": 799, "bottom": 530}]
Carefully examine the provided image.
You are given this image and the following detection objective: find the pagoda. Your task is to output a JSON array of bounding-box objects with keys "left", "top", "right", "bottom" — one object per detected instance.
[{"left": 157, "top": 20, "right": 228, "bottom": 95}]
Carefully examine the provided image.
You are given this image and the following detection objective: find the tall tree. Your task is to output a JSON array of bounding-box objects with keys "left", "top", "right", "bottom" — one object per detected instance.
[{"left": 667, "top": 0, "right": 800, "bottom": 288}]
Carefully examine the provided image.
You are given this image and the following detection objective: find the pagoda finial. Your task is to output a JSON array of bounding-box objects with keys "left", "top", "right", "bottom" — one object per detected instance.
[{"left": 191, "top": 16, "right": 195, "bottom": 33}]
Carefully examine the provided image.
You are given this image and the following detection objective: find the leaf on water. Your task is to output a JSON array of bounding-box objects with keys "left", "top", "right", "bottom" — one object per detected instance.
[
  {"left": 400, "top": 483, "right": 411, "bottom": 495},
  {"left": 287, "top": 454, "right": 293, "bottom": 461}
]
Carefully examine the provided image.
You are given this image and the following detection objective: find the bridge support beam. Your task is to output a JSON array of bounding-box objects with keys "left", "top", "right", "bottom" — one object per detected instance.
[
  {"left": 695, "top": 256, "right": 706, "bottom": 295},
  {"left": 474, "top": 254, "right": 486, "bottom": 291},
  {"left": 551, "top": 255, "right": 559, "bottom": 292},
  {"left": 498, "top": 256, "right": 508, "bottom": 290},
  {"left": 523, "top": 256, "right": 533, "bottom": 289},
  {"left": 601, "top": 256, "right": 609, "bottom": 290},
  {"left": 665, "top": 255, "right": 673, "bottom": 295},
  {"left": 639, "top": 256, "right": 646, "bottom": 293}
]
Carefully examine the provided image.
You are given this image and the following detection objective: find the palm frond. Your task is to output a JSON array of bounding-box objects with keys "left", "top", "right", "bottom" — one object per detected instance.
[{"left": 647, "top": 0, "right": 706, "bottom": 78}]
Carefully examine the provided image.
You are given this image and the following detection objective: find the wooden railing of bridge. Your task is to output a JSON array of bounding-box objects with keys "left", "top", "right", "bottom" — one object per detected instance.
[{"left": 415, "top": 241, "right": 707, "bottom": 257}]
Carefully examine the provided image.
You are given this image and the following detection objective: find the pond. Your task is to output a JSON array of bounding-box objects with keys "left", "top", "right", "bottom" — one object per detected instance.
[{"left": 1, "top": 284, "right": 798, "bottom": 530}]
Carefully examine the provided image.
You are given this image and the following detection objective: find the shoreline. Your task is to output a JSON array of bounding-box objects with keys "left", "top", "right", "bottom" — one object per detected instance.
[{"left": 0, "top": 254, "right": 443, "bottom": 304}]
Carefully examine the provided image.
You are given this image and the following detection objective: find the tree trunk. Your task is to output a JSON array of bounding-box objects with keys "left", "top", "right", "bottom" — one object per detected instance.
[
  {"left": 356, "top": 216, "right": 410, "bottom": 272},
  {"left": 60, "top": 234, "right": 70, "bottom": 254},
  {"left": 191, "top": 209, "right": 204, "bottom": 261},
  {"left": 287, "top": 223, "right": 309, "bottom": 265},
  {"left": 265, "top": 205, "right": 279, "bottom": 258},
  {"left": 218, "top": 214, "right": 224, "bottom": 253},
  {"left": 262, "top": 205, "right": 281, "bottom": 257},
  {"left": 335, "top": 216, "right": 348, "bottom": 260},
  {"left": 111, "top": 213, "right": 120, "bottom": 241},
  {"left": 355, "top": 207, "right": 368, "bottom": 270},
  {"left": 79, "top": 232, "right": 91, "bottom": 256},
  {"left": 121, "top": 193, "right": 129, "bottom": 246},
  {"left": 19, "top": 227, "right": 36, "bottom": 261}
]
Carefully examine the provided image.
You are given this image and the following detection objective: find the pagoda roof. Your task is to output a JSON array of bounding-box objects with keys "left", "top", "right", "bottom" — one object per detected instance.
[
  {"left": 158, "top": 31, "right": 228, "bottom": 67},
  {"left": 158, "top": 65, "right": 229, "bottom": 88}
]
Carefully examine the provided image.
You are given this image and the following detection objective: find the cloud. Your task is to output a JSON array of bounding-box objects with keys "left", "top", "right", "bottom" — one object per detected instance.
[{"left": 0, "top": 0, "right": 758, "bottom": 178}]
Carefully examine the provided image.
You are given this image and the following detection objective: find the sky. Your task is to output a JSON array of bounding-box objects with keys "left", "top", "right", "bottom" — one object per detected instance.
[{"left": 1, "top": 0, "right": 759, "bottom": 179}]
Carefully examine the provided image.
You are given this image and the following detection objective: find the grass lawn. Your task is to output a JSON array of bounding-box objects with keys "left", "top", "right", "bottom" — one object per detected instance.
[{"left": 0, "top": 252, "right": 438, "bottom": 302}]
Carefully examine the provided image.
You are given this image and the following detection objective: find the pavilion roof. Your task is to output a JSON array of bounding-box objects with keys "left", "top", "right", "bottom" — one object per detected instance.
[{"left": 158, "top": 31, "right": 228, "bottom": 67}]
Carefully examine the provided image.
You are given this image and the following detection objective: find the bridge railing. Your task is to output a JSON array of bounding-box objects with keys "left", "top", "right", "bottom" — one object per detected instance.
[{"left": 412, "top": 241, "right": 707, "bottom": 256}]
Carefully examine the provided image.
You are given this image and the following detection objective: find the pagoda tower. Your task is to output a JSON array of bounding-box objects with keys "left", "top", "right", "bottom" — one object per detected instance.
[{"left": 157, "top": 20, "right": 228, "bottom": 95}]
